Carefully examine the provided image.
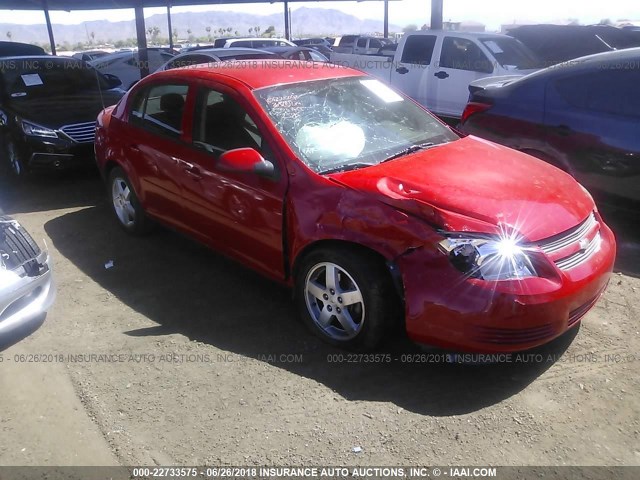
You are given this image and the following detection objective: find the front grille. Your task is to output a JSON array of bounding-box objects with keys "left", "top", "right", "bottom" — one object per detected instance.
[
  {"left": 0, "top": 217, "right": 41, "bottom": 275},
  {"left": 555, "top": 232, "right": 602, "bottom": 270},
  {"left": 60, "top": 121, "right": 96, "bottom": 143},
  {"left": 538, "top": 213, "right": 598, "bottom": 255},
  {"left": 472, "top": 323, "right": 555, "bottom": 345},
  {"left": 537, "top": 213, "right": 601, "bottom": 271}
]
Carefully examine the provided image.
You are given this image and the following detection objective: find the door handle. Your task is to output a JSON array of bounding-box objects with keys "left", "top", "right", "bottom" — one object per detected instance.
[
  {"left": 434, "top": 71, "right": 449, "bottom": 79},
  {"left": 395, "top": 66, "right": 409, "bottom": 74},
  {"left": 184, "top": 166, "right": 203, "bottom": 180}
]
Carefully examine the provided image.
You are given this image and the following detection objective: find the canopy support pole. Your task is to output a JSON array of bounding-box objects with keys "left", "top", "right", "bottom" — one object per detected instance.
[
  {"left": 43, "top": 0, "right": 56, "bottom": 55},
  {"left": 135, "top": 4, "right": 150, "bottom": 79}
]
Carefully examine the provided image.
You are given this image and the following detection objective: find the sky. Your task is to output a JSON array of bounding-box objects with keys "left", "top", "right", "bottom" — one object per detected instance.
[{"left": 0, "top": 0, "right": 637, "bottom": 31}]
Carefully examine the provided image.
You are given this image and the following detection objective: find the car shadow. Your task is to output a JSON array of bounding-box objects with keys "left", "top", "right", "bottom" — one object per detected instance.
[
  {"left": 0, "top": 169, "right": 103, "bottom": 215},
  {"left": 45, "top": 205, "right": 580, "bottom": 416}
]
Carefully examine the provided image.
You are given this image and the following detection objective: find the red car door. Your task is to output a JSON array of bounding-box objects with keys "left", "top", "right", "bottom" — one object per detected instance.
[
  {"left": 124, "top": 82, "right": 190, "bottom": 227},
  {"left": 177, "top": 82, "right": 288, "bottom": 280}
]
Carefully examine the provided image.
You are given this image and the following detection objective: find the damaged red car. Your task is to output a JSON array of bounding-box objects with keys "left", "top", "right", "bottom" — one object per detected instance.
[{"left": 95, "top": 60, "right": 616, "bottom": 352}]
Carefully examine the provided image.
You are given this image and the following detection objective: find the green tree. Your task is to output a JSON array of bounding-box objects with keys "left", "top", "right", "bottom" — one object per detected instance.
[
  {"left": 263, "top": 25, "right": 275, "bottom": 38},
  {"left": 403, "top": 24, "right": 418, "bottom": 33}
]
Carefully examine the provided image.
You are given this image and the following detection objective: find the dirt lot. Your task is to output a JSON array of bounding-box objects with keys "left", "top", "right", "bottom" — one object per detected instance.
[{"left": 0, "top": 171, "right": 639, "bottom": 468}]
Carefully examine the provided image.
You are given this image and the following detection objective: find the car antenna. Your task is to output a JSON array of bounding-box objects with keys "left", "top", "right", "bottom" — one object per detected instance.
[{"left": 92, "top": 63, "right": 106, "bottom": 112}]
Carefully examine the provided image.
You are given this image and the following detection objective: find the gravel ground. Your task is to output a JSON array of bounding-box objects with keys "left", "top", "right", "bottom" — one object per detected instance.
[{"left": 0, "top": 172, "right": 638, "bottom": 468}]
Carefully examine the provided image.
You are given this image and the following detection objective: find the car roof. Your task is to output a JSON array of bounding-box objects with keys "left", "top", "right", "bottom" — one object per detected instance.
[
  {"left": 0, "top": 41, "right": 46, "bottom": 57},
  {"left": 521, "top": 46, "right": 640, "bottom": 82},
  {"left": 153, "top": 59, "right": 362, "bottom": 90},
  {"left": 261, "top": 46, "right": 305, "bottom": 53},
  {"left": 0, "top": 55, "right": 80, "bottom": 63},
  {"left": 180, "top": 47, "right": 274, "bottom": 57},
  {"left": 227, "top": 37, "right": 289, "bottom": 42},
  {"left": 407, "top": 30, "right": 512, "bottom": 39}
]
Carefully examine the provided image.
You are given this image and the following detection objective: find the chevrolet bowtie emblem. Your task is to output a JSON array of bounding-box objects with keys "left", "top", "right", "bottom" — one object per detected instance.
[{"left": 579, "top": 238, "right": 590, "bottom": 250}]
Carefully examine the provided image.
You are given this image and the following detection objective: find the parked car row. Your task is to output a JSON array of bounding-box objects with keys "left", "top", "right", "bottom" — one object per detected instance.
[{"left": 332, "top": 35, "right": 395, "bottom": 55}]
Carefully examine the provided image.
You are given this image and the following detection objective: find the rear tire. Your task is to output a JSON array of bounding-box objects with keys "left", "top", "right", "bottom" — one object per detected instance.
[
  {"left": 295, "top": 246, "right": 398, "bottom": 351},
  {"left": 108, "top": 166, "right": 152, "bottom": 235}
]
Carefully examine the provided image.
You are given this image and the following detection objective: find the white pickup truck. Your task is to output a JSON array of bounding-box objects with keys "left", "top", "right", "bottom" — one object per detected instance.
[{"left": 331, "top": 31, "right": 540, "bottom": 118}]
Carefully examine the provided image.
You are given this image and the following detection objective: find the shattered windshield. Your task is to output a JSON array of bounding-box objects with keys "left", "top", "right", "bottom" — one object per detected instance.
[{"left": 255, "top": 76, "right": 458, "bottom": 174}]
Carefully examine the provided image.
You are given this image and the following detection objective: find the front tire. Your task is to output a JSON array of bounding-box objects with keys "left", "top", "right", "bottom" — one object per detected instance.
[
  {"left": 3, "top": 138, "right": 28, "bottom": 178},
  {"left": 108, "top": 167, "right": 152, "bottom": 235},
  {"left": 295, "top": 247, "right": 398, "bottom": 351}
]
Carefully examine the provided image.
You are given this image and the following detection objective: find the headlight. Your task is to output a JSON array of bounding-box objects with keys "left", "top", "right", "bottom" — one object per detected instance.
[
  {"left": 20, "top": 120, "right": 58, "bottom": 139},
  {"left": 439, "top": 234, "right": 537, "bottom": 281}
]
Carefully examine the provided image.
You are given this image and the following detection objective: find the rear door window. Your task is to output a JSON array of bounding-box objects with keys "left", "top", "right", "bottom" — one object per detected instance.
[
  {"left": 554, "top": 69, "right": 640, "bottom": 118},
  {"left": 129, "top": 83, "right": 189, "bottom": 139},
  {"left": 401, "top": 35, "right": 437, "bottom": 64}
]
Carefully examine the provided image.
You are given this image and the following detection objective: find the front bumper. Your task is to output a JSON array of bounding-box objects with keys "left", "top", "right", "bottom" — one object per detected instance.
[
  {"left": 398, "top": 221, "right": 616, "bottom": 353},
  {"left": 21, "top": 135, "right": 95, "bottom": 171},
  {"left": 0, "top": 250, "right": 56, "bottom": 347}
]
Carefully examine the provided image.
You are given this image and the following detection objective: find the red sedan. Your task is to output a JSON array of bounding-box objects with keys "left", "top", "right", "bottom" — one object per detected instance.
[{"left": 95, "top": 60, "right": 616, "bottom": 352}]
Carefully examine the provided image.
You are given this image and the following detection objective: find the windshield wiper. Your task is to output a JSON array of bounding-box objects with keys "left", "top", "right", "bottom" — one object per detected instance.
[
  {"left": 319, "top": 162, "right": 376, "bottom": 175},
  {"left": 381, "top": 142, "right": 435, "bottom": 163}
]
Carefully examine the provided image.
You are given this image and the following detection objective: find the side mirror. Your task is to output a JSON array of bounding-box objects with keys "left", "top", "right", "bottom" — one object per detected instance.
[
  {"left": 218, "top": 148, "right": 276, "bottom": 179},
  {"left": 102, "top": 73, "right": 122, "bottom": 89}
]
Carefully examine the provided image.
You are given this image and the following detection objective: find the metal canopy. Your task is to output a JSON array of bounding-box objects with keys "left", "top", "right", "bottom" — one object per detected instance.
[
  {"left": 3, "top": 0, "right": 365, "bottom": 10},
  {"left": 3, "top": 0, "right": 443, "bottom": 78}
]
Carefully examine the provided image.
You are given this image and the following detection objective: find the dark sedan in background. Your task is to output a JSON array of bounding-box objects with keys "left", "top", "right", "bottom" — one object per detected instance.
[
  {"left": 459, "top": 48, "right": 640, "bottom": 209},
  {"left": 262, "top": 46, "right": 330, "bottom": 62},
  {"left": 156, "top": 47, "right": 279, "bottom": 71},
  {"left": 0, "top": 56, "right": 124, "bottom": 177}
]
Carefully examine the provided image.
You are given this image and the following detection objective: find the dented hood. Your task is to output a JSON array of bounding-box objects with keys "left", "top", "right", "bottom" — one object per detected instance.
[{"left": 329, "top": 136, "right": 594, "bottom": 242}]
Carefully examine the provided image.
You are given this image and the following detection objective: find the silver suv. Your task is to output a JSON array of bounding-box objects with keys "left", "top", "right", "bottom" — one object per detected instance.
[{"left": 0, "top": 214, "right": 55, "bottom": 348}]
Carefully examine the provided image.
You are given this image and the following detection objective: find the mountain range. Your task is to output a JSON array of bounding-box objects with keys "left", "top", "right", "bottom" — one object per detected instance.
[{"left": 0, "top": 7, "right": 402, "bottom": 46}]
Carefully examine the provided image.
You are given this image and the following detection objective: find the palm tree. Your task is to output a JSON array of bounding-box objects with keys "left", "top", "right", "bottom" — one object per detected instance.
[
  {"left": 248, "top": 27, "right": 253, "bottom": 35},
  {"left": 205, "top": 26, "right": 211, "bottom": 41},
  {"left": 6, "top": 31, "right": 12, "bottom": 41}
]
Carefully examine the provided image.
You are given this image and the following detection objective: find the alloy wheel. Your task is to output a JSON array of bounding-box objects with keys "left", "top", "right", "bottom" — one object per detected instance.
[
  {"left": 304, "top": 262, "right": 365, "bottom": 341},
  {"left": 111, "top": 177, "right": 136, "bottom": 228}
]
